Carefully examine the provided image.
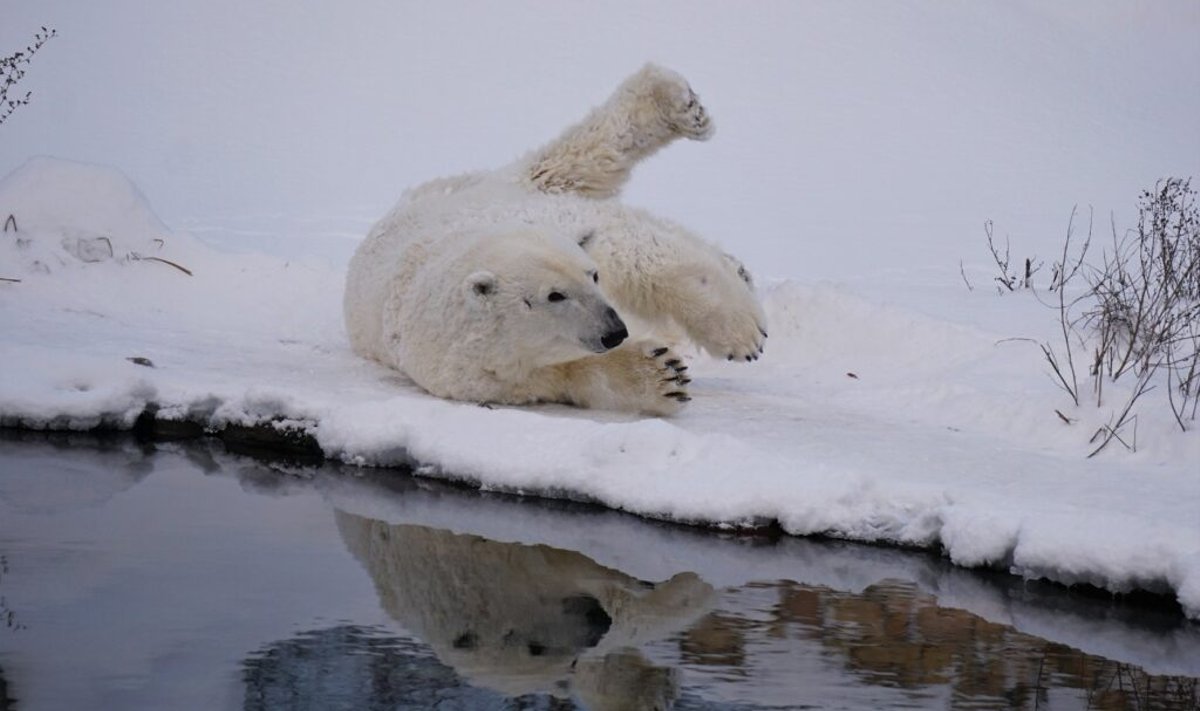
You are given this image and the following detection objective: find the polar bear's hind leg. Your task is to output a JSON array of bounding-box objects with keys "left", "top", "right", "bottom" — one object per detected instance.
[{"left": 524, "top": 64, "right": 714, "bottom": 199}]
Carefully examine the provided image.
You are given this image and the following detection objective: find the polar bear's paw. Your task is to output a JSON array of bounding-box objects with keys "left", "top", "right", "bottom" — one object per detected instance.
[
  {"left": 560, "top": 341, "right": 692, "bottom": 415},
  {"left": 556, "top": 341, "right": 691, "bottom": 413},
  {"left": 681, "top": 309, "right": 766, "bottom": 364},
  {"left": 665, "top": 87, "right": 713, "bottom": 140},
  {"left": 646, "top": 344, "right": 693, "bottom": 405},
  {"left": 648, "top": 70, "right": 713, "bottom": 141},
  {"left": 612, "top": 342, "right": 693, "bottom": 416},
  {"left": 714, "top": 319, "right": 767, "bottom": 364}
]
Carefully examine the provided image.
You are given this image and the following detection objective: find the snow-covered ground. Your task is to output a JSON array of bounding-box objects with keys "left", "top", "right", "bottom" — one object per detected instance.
[{"left": 1, "top": 2, "right": 1197, "bottom": 618}]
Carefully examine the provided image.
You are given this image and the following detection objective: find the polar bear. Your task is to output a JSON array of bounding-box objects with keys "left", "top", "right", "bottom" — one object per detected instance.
[
  {"left": 335, "top": 510, "right": 713, "bottom": 705},
  {"left": 344, "top": 64, "right": 766, "bottom": 416}
]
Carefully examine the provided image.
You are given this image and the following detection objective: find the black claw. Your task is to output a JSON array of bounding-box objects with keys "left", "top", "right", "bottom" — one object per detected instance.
[
  {"left": 727, "top": 354, "right": 734, "bottom": 361},
  {"left": 675, "top": 395, "right": 692, "bottom": 402},
  {"left": 676, "top": 365, "right": 688, "bottom": 373},
  {"left": 759, "top": 327, "right": 768, "bottom": 338},
  {"left": 664, "top": 391, "right": 687, "bottom": 399},
  {"left": 744, "top": 355, "right": 753, "bottom": 362},
  {"left": 664, "top": 358, "right": 681, "bottom": 368},
  {"left": 678, "top": 377, "right": 692, "bottom": 385},
  {"left": 651, "top": 347, "right": 669, "bottom": 357}
]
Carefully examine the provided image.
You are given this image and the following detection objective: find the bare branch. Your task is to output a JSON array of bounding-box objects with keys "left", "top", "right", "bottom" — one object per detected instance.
[
  {"left": 130, "top": 254, "right": 193, "bottom": 276},
  {"left": 1, "top": 27, "right": 57, "bottom": 127},
  {"left": 979, "top": 177, "right": 1199, "bottom": 453}
]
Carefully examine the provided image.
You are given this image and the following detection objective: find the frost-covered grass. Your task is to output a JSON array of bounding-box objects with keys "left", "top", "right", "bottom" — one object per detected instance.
[{"left": 2, "top": 158, "right": 1197, "bottom": 620}]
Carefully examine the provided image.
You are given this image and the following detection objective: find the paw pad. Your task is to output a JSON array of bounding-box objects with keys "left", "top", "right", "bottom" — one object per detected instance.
[{"left": 645, "top": 344, "right": 692, "bottom": 408}]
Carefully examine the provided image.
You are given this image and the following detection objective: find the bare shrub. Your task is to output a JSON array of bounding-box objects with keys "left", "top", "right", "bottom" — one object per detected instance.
[
  {"left": 1, "top": 26, "right": 56, "bottom": 127},
  {"left": 1083, "top": 178, "right": 1200, "bottom": 442},
  {"left": 984, "top": 220, "right": 1043, "bottom": 292},
  {"left": 979, "top": 178, "right": 1200, "bottom": 455}
]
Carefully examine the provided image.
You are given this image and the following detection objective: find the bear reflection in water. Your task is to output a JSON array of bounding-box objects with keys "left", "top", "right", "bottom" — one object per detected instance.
[{"left": 335, "top": 511, "right": 715, "bottom": 708}]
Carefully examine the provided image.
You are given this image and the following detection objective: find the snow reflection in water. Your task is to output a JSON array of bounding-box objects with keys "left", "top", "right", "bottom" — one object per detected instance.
[{"left": 0, "top": 433, "right": 1196, "bottom": 710}]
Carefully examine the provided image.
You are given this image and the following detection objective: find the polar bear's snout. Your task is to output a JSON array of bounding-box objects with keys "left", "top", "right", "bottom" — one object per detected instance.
[{"left": 599, "top": 308, "right": 628, "bottom": 350}]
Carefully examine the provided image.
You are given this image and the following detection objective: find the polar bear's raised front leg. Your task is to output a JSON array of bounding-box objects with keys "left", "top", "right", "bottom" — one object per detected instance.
[
  {"left": 523, "top": 64, "right": 713, "bottom": 199},
  {"left": 542, "top": 341, "right": 692, "bottom": 416}
]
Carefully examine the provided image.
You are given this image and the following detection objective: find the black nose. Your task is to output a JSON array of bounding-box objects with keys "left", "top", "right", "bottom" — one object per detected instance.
[
  {"left": 601, "top": 326, "right": 628, "bottom": 350},
  {"left": 600, "top": 308, "right": 627, "bottom": 350}
]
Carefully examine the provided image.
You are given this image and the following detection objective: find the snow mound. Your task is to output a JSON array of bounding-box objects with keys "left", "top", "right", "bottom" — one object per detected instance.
[
  {"left": 0, "top": 157, "right": 194, "bottom": 277},
  {"left": 1, "top": 159, "right": 1198, "bottom": 620}
]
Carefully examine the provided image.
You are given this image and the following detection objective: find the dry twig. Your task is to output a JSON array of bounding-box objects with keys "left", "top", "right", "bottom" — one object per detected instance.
[{"left": 130, "top": 254, "right": 193, "bottom": 276}]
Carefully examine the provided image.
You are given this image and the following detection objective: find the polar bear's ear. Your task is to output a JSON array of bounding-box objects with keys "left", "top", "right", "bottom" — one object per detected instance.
[
  {"left": 465, "top": 270, "right": 497, "bottom": 299},
  {"left": 577, "top": 229, "right": 596, "bottom": 249}
]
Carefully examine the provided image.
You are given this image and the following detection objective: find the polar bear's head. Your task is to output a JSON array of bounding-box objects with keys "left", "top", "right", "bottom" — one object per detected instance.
[{"left": 465, "top": 229, "right": 628, "bottom": 365}]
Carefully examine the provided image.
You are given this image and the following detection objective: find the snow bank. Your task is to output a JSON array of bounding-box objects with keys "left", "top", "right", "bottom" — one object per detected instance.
[{"left": 2, "top": 158, "right": 1198, "bottom": 620}]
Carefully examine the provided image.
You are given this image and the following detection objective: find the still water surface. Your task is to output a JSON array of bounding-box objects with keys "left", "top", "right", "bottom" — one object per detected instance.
[{"left": 0, "top": 433, "right": 1197, "bottom": 710}]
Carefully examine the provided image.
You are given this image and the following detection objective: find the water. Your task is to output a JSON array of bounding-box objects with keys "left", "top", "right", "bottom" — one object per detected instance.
[{"left": 0, "top": 432, "right": 1196, "bottom": 710}]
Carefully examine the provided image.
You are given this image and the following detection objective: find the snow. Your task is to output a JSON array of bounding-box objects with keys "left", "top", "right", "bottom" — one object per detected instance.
[{"left": 1, "top": 1, "right": 1198, "bottom": 619}]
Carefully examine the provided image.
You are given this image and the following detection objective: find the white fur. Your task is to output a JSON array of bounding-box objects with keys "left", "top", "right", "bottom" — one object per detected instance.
[
  {"left": 344, "top": 63, "right": 766, "bottom": 415},
  {"left": 524, "top": 63, "right": 714, "bottom": 198}
]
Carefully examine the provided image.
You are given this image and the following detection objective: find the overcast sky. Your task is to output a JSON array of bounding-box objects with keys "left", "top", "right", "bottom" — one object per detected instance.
[{"left": 2, "top": 1, "right": 1197, "bottom": 279}]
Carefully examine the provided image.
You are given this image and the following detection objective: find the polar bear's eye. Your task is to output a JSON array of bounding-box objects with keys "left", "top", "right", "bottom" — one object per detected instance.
[
  {"left": 547, "top": 291, "right": 567, "bottom": 302},
  {"left": 590, "top": 271, "right": 599, "bottom": 284}
]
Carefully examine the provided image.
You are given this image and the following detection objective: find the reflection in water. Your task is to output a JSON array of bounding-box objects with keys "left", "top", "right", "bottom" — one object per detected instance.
[
  {"left": 242, "top": 626, "right": 542, "bottom": 711},
  {"left": 0, "top": 557, "right": 23, "bottom": 634},
  {"left": 678, "top": 580, "right": 1200, "bottom": 710},
  {"left": 237, "top": 576, "right": 1200, "bottom": 710},
  {"left": 325, "top": 511, "right": 1200, "bottom": 710},
  {"left": 335, "top": 511, "right": 714, "bottom": 710},
  {"left": 0, "top": 431, "right": 152, "bottom": 514},
  {"left": 0, "top": 664, "right": 14, "bottom": 711},
  {"left": 826, "top": 581, "right": 1198, "bottom": 708},
  {"left": 1, "top": 436, "right": 1198, "bottom": 710}
]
